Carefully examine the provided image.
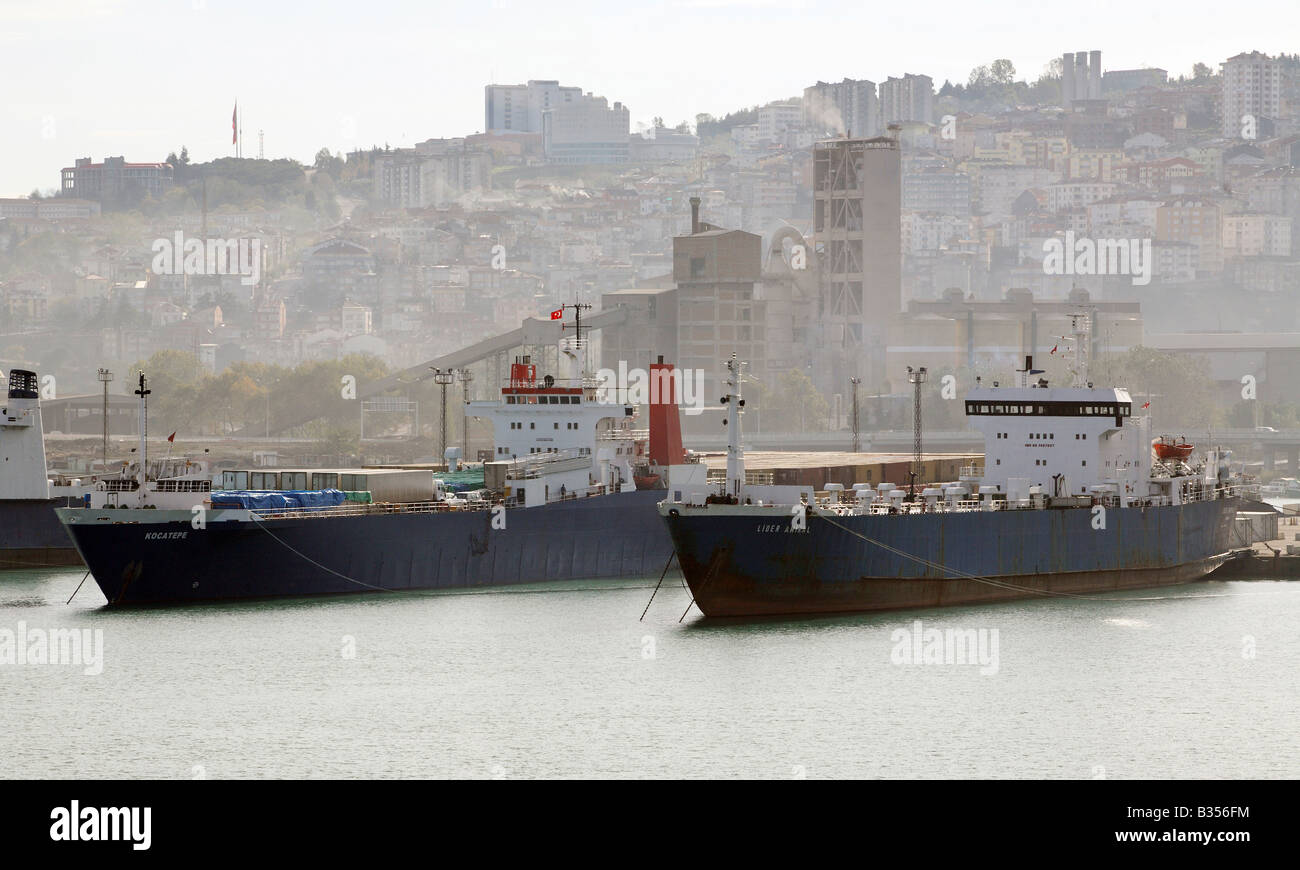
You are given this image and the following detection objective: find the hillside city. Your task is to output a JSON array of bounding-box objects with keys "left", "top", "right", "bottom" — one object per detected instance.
[{"left": 3, "top": 50, "right": 1300, "bottom": 456}]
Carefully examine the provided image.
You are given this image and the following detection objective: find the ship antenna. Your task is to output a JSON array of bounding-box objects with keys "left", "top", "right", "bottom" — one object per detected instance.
[
  {"left": 134, "top": 372, "right": 151, "bottom": 506},
  {"left": 1066, "top": 312, "right": 1091, "bottom": 388},
  {"left": 722, "top": 354, "right": 746, "bottom": 501},
  {"left": 560, "top": 302, "right": 593, "bottom": 379}
]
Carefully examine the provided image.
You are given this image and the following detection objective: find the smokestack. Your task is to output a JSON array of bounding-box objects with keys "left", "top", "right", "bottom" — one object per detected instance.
[
  {"left": 1062, "top": 52, "right": 1075, "bottom": 108},
  {"left": 689, "top": 196, "right": 701, "bottom": 234}
]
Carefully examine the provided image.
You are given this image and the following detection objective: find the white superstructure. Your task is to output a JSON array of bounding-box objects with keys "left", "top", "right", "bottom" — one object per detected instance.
[
  {"left": 469, "top": 339, "right": 643, "bottom": 507},
  {"left": 0, "top": 369, "right": 51, "bottom": 500}
]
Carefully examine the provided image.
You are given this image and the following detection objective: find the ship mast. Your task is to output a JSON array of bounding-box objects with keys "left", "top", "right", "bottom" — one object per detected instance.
[
  {"left": 134, "top": 372, "right": 150, "bottom": 506},
  {"left": 1067, "top": 312, "right": 1091, "bottom": 388},
  {"left": 559, "top": 302, "right": 592, "bottom": 383},
  {"left": 722, "top": 354, "right": 745, "bottom": 500}
]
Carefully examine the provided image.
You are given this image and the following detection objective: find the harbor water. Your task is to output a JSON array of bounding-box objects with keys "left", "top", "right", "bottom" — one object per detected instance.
[{"left": 2, "top": 567, "right": 1297, "bottom": 779}]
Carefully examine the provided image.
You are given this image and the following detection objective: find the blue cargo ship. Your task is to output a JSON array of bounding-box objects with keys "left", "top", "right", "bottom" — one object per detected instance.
[
  {"left": 56, "top": 342, "right": 683, "bottom": 605},
  {"left": 659, "top": 318, "right": 1245, "bottom": 617}
]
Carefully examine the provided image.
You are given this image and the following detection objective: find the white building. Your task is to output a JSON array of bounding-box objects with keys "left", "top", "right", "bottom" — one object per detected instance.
[
  {"left": 1047, "top": 181, "right": 1118, "bottom": 212},
  {"left": 485, "top": 80, "right": 582, "bottom": 133},
  {"left": 1221, "top": 52, "right": 1281, "bottom": 138},
  {"left": 756, "top": 102, "right": 803, "bottom": 143},
  {"left": 1222, "top": 213, "right": 1292, "bottom": 258},
  {"left": 543, "top": 93, "right": 630, "bottom": 164}
]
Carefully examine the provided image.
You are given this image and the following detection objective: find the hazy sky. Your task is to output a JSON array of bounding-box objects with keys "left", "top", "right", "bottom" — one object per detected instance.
[{"left": 2, "top": 0, "right": 1296, "bottom": 197}]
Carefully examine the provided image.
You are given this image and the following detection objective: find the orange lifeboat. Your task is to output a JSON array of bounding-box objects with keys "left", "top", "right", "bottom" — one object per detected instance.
[{"left": 1152, "top": 436, "right": 1194, "bottom": 461}]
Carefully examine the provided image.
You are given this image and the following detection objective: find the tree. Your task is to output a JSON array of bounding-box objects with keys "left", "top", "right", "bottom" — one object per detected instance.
[
  {"left": 1192, "top": 62, "right": 1213, "bottom": 81},
  {"left": 765, "top": 369, "right": 830, "bottom": 432},
  {"left": 1100, "top": 346, "right": 1218, "bottom": 430},
  {"left": 989, "top": 59, "right": 1016, "bottom": 85}
]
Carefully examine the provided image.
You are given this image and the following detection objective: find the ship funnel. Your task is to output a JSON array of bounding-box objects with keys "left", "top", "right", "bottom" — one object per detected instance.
[
  {"left": 1, "top": 369, "right": 50, "bottom": 499},
  {"left": 648, "top": 357, "right": 685, "bottom": 468},
  {"left": 7, "top": 369, "right": 38, "bottom": 399}
]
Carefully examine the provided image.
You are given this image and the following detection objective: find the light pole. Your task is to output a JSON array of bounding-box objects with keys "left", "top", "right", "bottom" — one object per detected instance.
[
  {"left": 457, "top": 368, "right": 474, "bottom": 458},
  {"left": 431, "top": 367, "right": 455, "bottom": 463},
  {"left": 907, "top": 366, "right": 928, "bottom": 499},
  {"left": 849, "top": 376, "right": 861, "bottom": 453},
  {"left": 97, "top": 368, "right": 113, "bottom": 469}
]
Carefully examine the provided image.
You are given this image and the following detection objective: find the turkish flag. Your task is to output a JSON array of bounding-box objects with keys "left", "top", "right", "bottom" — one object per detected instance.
[
  {"left": 232, "top": 102, "right": 238, "bottom": 145},
  {"left": 168, "top": 432, "right": 176, "bottom": 442},
  {"left": 1142, "top": 402, "right": 1150, "bottom": 409},
  {"left": 550, "top": 308, "right": 563, "bottom": 320},
  {"left": 1050, "top": 344, "right": 1058, "bottom": 355}
]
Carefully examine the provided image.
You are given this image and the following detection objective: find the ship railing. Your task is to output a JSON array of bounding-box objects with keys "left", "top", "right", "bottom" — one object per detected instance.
[
  {"left": 248, "top": 499, "right": 508, "bottom": 521},
  {"left": 596, "top": 429, "right": 648, "bottom": 442},
  {"left": 959, "top": 465, "right": 984, "bottom": 478},
  {"left": 544, "top": 483, "right": 614, "bottom": 504}
]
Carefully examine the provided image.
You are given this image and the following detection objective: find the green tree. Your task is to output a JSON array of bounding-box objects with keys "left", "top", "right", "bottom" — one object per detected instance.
[
  {"left": 766, "top": 369, "right": 830, "bottom": 432},
  {"left": 1100, "top": 346, "right": 1218, "bottom": 430}
]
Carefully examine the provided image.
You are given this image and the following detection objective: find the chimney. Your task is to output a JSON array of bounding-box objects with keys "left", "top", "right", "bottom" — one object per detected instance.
[{"left": 689, "top": 196, "right": 701, "bottom": 234}]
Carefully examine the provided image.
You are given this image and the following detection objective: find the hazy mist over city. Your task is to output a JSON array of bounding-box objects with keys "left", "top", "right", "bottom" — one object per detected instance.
[
  {"left": 6, "top": 0, "right": 1300, "bottom": 462},
  {"left": 6, "top": 0, "right": 1300, "bottom": 805}
]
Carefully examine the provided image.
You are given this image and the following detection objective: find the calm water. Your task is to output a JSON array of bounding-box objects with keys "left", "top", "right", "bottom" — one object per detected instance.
[{"left": 2, "top": 567, "right": 1297, "bottom": 779}]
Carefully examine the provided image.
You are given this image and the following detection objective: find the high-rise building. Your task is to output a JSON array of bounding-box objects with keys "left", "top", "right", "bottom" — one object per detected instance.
[
  {"left": 1221, "top": 51, "right": 1282, "bottom": 138},
  {"left": 1061, "top": 51, "right": 1102, "bottom": 108},
  {"left": 879, "top": 74, "right": 934, "bottom": 125},
  {"left": 813, "top": 136, "right": 901, "bottom": 391},
  {"left": 671, "top": 199, "right": 765, "bottom": 403},
  {"left": 484, "top": 80, "right": 582, "bottom": 133},
  {"left": 803, "top": 79, "right": 880, "bottom": 138},
  {"left": 372, "top": 139, "right": 492, "bottom": 208},
  {"left": 542, "top": 93, "right": 630, "bottom": 164}
]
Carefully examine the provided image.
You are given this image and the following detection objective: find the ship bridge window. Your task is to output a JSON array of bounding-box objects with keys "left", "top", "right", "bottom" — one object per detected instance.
[{"left": 507, "top": 396, "right": 516, "bottom": 404}]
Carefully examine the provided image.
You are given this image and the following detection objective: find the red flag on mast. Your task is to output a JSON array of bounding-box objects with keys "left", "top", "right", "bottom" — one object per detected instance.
[
  {"left": 549, "top": 308, "right": 563, "bottom": 320},
  {"left": 167, "top": 432, "right": 176, "bottom": 443},
  {"left": 232, "top": 102, "right": 238, "bottom": 145}
]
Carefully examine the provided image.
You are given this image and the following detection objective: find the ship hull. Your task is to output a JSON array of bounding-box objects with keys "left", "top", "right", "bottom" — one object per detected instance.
[
  {"left": 661, "top": 498, "right": 1240, "bottom": 617},
  {"left": 57, "top": 489, "right": 671, "bottom": 606},
  {"left": 1, "top": 499, "right": 84, "bottom": 569}
]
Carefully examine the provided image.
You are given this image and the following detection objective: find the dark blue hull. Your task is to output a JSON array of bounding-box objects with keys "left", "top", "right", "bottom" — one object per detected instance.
[
  {"left": 661, "top": 498, "right": 1240, "bottom": 616},
  {"left": 1, "top": 499, "right": 83, "bottom": 569},
  {"left": 61, "top": 489, "right": 672, "bottom": 605}
]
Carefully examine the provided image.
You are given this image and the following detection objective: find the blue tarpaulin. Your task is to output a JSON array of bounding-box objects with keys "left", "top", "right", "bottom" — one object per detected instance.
[{"left": 209, "top": 489, "right": 346, "bottom": 510}]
